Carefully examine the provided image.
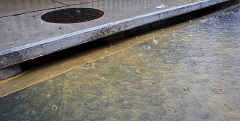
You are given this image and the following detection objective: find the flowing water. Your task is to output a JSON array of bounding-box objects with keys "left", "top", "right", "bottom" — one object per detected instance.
[{"left": 0, "top": 6, "right": 240, "bottom": 121}]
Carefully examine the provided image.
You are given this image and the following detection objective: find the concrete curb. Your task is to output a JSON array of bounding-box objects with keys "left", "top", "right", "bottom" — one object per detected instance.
[
  {"left": 0, "top": 0, "right": 230, "bottom": 69},
  {"left": 0, "top": 65, "right": 22, "bottom": 80}
]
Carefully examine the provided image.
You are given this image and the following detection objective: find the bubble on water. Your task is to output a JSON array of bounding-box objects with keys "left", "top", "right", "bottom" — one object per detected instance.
[
  {"left": 61, "top": 100, "right": 67, "bottom": 104},
  {"left": 160, "top": 93, "right": 165, "bottom": 96},
  {"left": 95, "top": 89, "right": 102, "bottom": 96},
  {"left": 46, "top": 94, "right": 51, "bottom": 98},
  {"left": 32, "top": 111, "right": 36, "bottom": 115},
  {"left": 101, "top": 77, "right": 106, "bottom": 81},
  {"left": 77, "top": 85, "right": 83, "bottom": 89},
  {"left": 35, "top": 117, "right": 40, "bottom": 120},
  {"left": 69, "top": 90, "right": 75, "bottom": 94},
  {"left": 51, "top": 105, "right": 58, "bottom": 110}
]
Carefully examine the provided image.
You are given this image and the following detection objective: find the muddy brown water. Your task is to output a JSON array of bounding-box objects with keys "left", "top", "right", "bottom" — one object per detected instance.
[{"left": 0, "top": 6, "right": 240, "bottom": 121}]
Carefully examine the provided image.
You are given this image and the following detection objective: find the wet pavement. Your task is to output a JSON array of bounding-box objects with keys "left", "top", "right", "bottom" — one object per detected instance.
[{"left": 1, "top": 5, "right": 240, "bottom": 121}]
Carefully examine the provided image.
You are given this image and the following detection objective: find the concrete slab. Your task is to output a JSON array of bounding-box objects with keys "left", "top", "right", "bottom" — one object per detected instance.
[
  {"left": 0, "top": 0, "right": 232, "bottom": 69},
  {"left": 55, "top": 0, "right": 103, "bottom": 5},
  {"left": 0, "top": 0, "right": 63, "bottom": 17},
  {"left": 0, "top": 0, "right": 103, "bottom": 17},
  {"left": 0, "top": 6, "right": 240, "bottom": 120}
]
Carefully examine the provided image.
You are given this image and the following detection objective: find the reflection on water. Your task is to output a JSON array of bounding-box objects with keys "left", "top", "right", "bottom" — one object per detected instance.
[{"left": 0, "top": 6, "right": 240, "bottom": 121}]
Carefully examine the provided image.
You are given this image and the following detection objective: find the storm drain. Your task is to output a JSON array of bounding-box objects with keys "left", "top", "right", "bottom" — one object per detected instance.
[{"left": 41, "top": 8, "right": 104, "bottom": 23}]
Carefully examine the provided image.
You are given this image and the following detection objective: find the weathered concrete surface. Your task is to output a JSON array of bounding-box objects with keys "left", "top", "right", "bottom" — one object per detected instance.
[
  {"left": 54, "top": 0, "right": 104, "bottom": 5},
  {"left": 0, "top": 0, "right": 231, "bottom": 69},
  {"left": 0, "top": 6, "right": 240, "bottom": 121},
  {"left": 0, "top": 0, "right": 103, "bottom": 17},
  {"left": 0, "top": 0, "right": 63, "bottom": 17}
]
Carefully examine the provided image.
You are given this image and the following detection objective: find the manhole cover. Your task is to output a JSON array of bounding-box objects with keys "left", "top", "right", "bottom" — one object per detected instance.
[{"left": 41, "top": 8, "right": 104, "bottom": 23}]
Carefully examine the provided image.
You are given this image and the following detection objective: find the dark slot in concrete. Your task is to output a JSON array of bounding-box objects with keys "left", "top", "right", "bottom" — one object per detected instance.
[{"left": 41, "top": 8, "right": 104, "bottom": 23}]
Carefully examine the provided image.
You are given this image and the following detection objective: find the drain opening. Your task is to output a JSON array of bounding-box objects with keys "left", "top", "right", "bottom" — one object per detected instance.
[{"left": 41, "top": 8, "right": 104, "bottom": 23}]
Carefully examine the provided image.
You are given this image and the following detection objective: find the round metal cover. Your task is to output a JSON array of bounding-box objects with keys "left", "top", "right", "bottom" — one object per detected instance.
[{"left": 41, "top": 8, "right": 104, "bottom": 23}]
